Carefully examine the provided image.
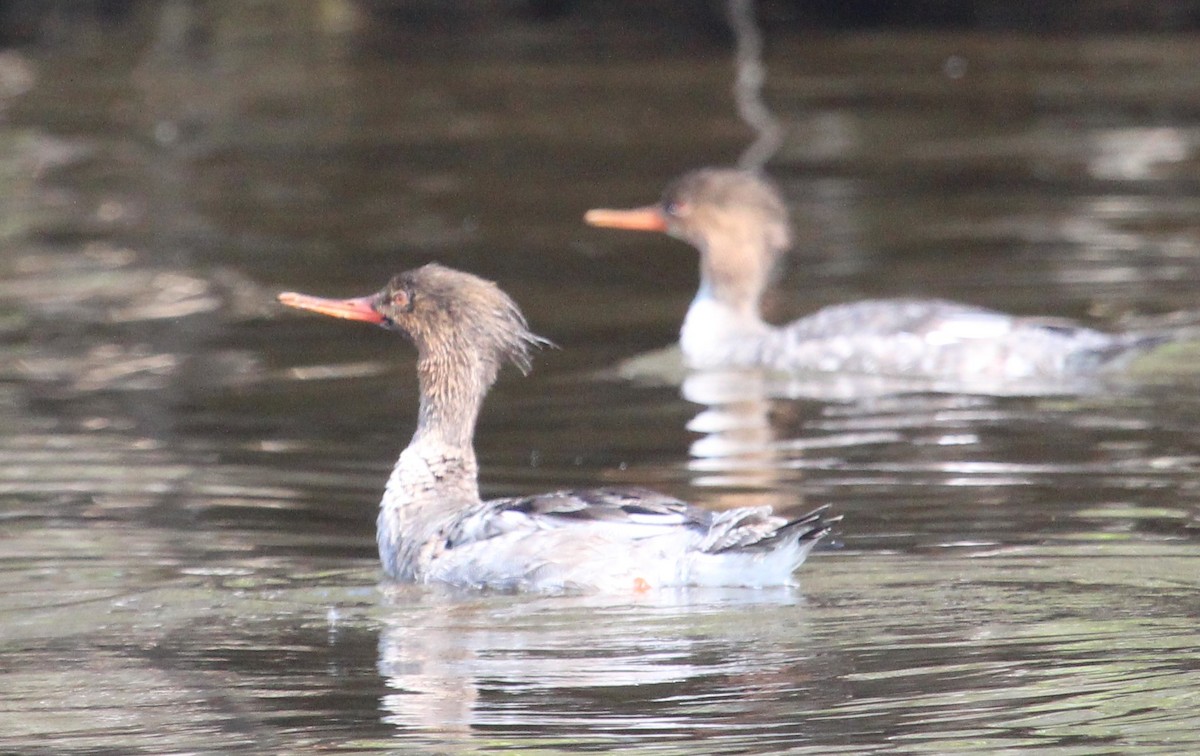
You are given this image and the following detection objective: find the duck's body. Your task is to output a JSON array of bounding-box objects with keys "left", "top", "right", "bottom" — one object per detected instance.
[
  {"left": 279, "top": 264, "right": 833, "bottom": 592},
  {"left": 382, "top": 474, "right": 830, "bottom": 592},
  {"left": 587, "top": 168, "right": 1157, "bottom": 383},
  {"left": 682, "top": 292, "right": 1144, "bottom": 381}
]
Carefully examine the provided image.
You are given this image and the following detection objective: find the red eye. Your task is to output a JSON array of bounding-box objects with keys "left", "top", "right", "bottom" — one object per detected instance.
[{"left": 391, "top": 290, "right": 413, "bottom": 311}]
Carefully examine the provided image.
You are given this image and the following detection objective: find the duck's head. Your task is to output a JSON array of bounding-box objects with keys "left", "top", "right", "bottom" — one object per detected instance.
[
  {"left": 585, "top": 168, "right": 791, "bottom": 312},
  {"left": 278, "top": 263, "right": 547, "bottom": 385}
]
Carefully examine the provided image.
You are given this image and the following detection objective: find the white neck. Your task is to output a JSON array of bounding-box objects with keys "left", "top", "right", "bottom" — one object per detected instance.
[{"left": 680, "top": 289, "right": 772, "bottom": 370}]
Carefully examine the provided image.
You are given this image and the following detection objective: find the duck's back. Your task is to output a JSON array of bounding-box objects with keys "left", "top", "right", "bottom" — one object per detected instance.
[
  {"left": 766, "top": 298, "right": 1141, "bottom": 381},
  {"left": 421, "top": 487, "right": 832, "bottom": 592}
]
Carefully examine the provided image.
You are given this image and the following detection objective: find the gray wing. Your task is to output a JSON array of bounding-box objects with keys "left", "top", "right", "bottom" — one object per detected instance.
[
  {"left": 448, "top": 487, "right": 835, "bottom": 556},
  {"left": 785, "top": 299, "right": 1018, "bottom": 340},
  {"left": 773, "top": 298, "right": 1125, "bottom": 378},
  {"left": 444, "top": 486, "right": 712, "bottom": 548}
]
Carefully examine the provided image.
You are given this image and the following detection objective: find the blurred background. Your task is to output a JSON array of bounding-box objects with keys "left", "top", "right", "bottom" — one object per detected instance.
[{"left": 1, "top": 2, "right": 1199, "bottom": 753}]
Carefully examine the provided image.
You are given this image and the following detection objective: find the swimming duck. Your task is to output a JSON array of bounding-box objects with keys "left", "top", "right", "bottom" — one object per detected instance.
[
  {"left": 585, "top": 168, "right": 1158, "bottom": 384},
  {"left": 278, "top": 263, "right": 834, "bottom": 591}
]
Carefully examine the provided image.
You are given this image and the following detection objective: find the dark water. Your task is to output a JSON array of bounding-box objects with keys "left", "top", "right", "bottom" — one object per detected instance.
[{"left": 2, "top": 3, "right": 1199, "bottom": 753}]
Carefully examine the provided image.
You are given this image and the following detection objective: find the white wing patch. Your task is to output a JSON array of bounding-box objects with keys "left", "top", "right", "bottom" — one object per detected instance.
[{"left": 924, "top": 312, "right": 1014, "bottom": 344}]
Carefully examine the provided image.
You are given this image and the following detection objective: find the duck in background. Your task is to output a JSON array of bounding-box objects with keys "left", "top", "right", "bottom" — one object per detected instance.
[{"left": 585, "top": 168, "right": 1166, "bottom": 389}]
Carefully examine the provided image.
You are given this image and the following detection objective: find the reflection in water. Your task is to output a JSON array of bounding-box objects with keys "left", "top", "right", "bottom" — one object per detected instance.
[
  {"left": 1089, "top": 126, "right": 1190, "bottom": 181},
  {"left": 376, "top": 584, "right": 812, "bottom": 748},
  {"left": 681, "top": 369, "right": 798, "bottom": 512},
  {"left": 681, "top": 369, "right": 908, "bottom": 463},
  {"left": 679, "top": 368, "right": 901, "bottom": 514},
  {"left": 727, "top": 0, "right": 782, "bottom": 171},
  {"left": 373, "top": 548, "right": 1200, "bottom": 753}
]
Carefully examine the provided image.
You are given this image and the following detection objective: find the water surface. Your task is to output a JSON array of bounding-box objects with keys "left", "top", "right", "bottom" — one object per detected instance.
[{"left": 1, "top": 4, "right": 1199, "bottom": 753}]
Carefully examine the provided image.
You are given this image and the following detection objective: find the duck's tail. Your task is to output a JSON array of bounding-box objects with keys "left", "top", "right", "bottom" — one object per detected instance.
[
  {"left": 1084, "top": 307, "right": 1200, "bottom": 374},
  {"left": 1095, "top": 318, "right": 1200, "bottom": 378},
  {"left": 776, "top": 503, "right": 842, "bottom": 550},
  {"left": 689, "top": 504, "right": 839, "bottom": 586},
  {"left": 701, "top": 503, "right": 840, "bottom": 556}
]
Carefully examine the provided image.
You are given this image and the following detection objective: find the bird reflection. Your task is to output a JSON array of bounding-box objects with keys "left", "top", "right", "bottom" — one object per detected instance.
[
  {"left": 727, "top": 0, "right": 782, "bottom": 171},
  {"left": 680, "top": 368, "right": 792, "bottom": 508},
  {"left": 374, "top": 585, "right": 809, "bottom": 742}
]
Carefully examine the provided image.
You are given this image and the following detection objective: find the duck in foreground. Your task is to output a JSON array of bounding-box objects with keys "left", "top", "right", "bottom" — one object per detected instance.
[
  {"left": 585, "top": 168, "right": 1162, "bottom": 385},
  {"left": 278, "top": 263, "right": 835, "bottom": 592}
]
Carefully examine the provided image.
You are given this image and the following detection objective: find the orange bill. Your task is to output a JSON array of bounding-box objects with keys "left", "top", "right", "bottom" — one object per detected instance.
[
  {"left": 277, "top": 291, "right": 384, "bottom": 325},
  {"left": 583, "top": 205, "right": 668, "bottom": 233}
]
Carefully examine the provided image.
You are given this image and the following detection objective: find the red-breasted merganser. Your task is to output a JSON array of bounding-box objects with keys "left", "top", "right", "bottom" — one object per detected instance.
[
  {"left": 278, "top": 263, "right": 835, "bottom": 591},
  {"left": 585, "top": 168, "right": 1159, "bottom": 383}
]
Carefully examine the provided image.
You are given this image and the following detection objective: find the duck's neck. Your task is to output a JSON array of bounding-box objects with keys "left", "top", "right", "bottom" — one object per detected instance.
[
  {"left": 412, "top": 350, "right": 488, "bottom": 452},
  {"left": 377, "top": 350, "right": 491, "bottom": 579},
  {"left": 680, "top": 236, "right": 774, "bottom": 369}
]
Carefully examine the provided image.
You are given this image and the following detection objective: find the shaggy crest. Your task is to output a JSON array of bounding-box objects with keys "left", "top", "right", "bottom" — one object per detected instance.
[{"left": 382, "top": 263, "right": 551, "bottom": 376}]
